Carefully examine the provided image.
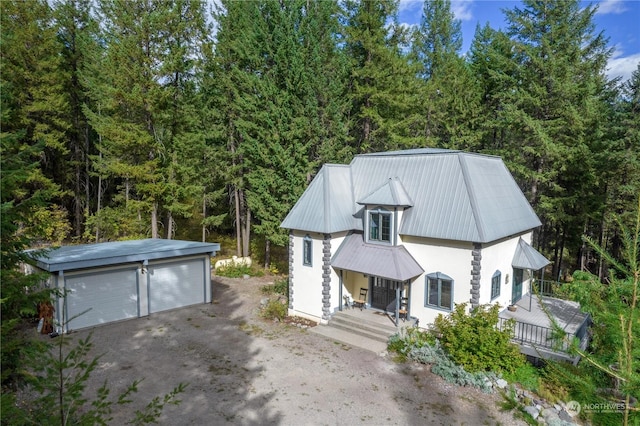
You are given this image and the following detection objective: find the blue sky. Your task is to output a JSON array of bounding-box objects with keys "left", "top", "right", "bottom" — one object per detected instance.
[{"left": 398, "top": 0, "right": 640, "bottom": 82}]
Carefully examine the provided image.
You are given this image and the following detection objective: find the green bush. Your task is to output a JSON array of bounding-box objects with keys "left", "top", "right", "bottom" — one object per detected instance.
[
  {"left": 215, "top": 263, "right": 264, "bottom": 278},
  {"left": 433, "top": 303, "right": 525, "bottom": 374},
  {"left": 261, "top": 277, "right": 288, "bottom": 296},
  {"left": 261, "top": 298, "right": 287, "bottom": 321}
]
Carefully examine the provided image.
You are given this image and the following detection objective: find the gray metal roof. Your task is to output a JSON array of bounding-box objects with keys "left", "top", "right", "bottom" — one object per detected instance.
[
  {"left": 29, "top": 239, "right": 221, "bottom": 273},
  {"left": 281, "top": 149, "right": 542, "bottom": 243},
  {"left": 512, "top": 238, "right": 550, "bottom": 270},
  {"left": 357, "top": 177, "right": 413, "bottom": 206},
  {"left": 331, "top": 233, "right": 424, "bottom": 281}
]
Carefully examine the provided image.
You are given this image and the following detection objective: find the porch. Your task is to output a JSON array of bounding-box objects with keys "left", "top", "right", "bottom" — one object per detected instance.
[{"left": 498, "top": 292, "right": 591, "bottom": 364}]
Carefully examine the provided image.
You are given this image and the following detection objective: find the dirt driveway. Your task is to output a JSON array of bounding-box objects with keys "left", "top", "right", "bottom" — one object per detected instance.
[{"left": 71, "top": 275, "right": 525, "bottom": 425}]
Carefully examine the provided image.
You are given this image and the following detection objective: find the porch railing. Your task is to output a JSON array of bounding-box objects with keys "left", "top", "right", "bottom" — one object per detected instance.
[
  {"left": 498, "top": 316, "right": 590, "bottom": 353},
  {"left": 531, "top": 279, "right": 563, "bottom": 297}
]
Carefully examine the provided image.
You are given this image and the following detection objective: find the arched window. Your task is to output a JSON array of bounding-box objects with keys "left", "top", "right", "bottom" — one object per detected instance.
[
  {"left": 425, "top": 272, "right": 453, "bottom": 311},
  {"left": 491, "top": 270, "right": 501, "bottom": 300},
  {"left": 303, "top": 235, "right": 312, "bottom": 266}
]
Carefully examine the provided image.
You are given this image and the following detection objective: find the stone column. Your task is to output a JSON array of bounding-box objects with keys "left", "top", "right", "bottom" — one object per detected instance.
[
  {"left": 470, "top": 243, "right": 482, "bottom": 308},
  {"left": 321, "top": 234, "right": 332, "bottom": 321}
]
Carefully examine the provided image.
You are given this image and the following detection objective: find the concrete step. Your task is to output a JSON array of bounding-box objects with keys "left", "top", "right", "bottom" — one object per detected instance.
[
  {"left": 309, "top": 310, "right": 400, "bottom": 354},
  {"left": 310, "top": 323, "right": 389, "bottom": 354},
  {"left": 329, "top": 312, "right": 397, "bottom": 343}
]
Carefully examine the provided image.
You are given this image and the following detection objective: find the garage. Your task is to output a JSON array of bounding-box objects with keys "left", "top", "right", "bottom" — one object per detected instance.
[{"left": 29, "top": 239, "right": 220, "bottom": 332}]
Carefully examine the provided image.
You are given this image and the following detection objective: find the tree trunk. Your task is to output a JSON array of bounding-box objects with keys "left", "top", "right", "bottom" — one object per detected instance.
[
  {"left": 235, "top": 186, "right": 242, "bottom": 256},
  {"left": 264, "top": 239, "right": 270, "bottom": 269},
  {"left": 151, "top": 202, "right": 158, "bottom": 238},
  {"left": 202, "top": 193, "right": 206, "bottom": 243},
  {"left": 243, "top": 206, "right": 250, "bottom": 258},
  {"left": 166, "top": 211, "right": 173, "bottom": 239}
]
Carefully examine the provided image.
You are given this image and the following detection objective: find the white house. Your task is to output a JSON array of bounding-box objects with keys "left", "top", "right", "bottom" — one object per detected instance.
[{"left": 280, "top": 148, "right": 550, "bottom": 327}]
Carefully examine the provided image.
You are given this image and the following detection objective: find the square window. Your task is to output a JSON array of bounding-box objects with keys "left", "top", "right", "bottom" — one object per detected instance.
[
  {"left": 425, "top": 273, "right": 453, "bottom": 310},
  {"left": 369, "top": 209, "right": 391, "bottom": 243}
]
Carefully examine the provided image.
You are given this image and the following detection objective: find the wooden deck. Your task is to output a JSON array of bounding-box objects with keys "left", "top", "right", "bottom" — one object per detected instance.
[{"left": 499, "top": 294, "right": 590, "bottom": 363}]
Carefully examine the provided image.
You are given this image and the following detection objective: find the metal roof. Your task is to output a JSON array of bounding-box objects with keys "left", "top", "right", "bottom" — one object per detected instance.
[
  {"left": 357, "top": 177, "right": 413, "bottom": 207},
  {"left": 281, "top": 149, "right": 542, "bottom": 243},
  {"left": 512, "top": 238, "right": 550, "bottom": 270},
  {"left": 29, "top": 239, "right": 221, "bottom": 273},
  {"left": 331, "top": 233, "right": 424, "bottom": 281}
]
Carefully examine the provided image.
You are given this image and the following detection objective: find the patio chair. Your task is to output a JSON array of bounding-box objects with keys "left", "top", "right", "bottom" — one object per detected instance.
[
  {"left": 353, "top": 288, "right": 368, "bottom": 310},
  {"left": 398, "top": 297, "right": 409, "bottom": 322}
]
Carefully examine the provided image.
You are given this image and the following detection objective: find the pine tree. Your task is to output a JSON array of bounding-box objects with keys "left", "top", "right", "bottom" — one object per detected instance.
[
  {"left": 408, "top": 0, "right": 481, "bottom": 150},
  {"left": 343, "top": 0, "right": 417, "bottom": 153},
  {"left": 477, "top": 0, "right": 613, "bottom": 274}
]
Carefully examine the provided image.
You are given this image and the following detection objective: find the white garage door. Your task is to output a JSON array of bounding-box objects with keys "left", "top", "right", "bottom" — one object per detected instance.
[
  {"left": 148, "top": 258, "right": 205, "bottom": 313},
  {"left": 65, "top": 268, "right": 139, "bottom": 330}
]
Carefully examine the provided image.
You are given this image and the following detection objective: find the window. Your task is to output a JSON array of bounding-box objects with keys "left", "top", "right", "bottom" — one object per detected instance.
[
  {"left": 369, "top": 208, "right": 391, "bottom": 243},
  {"left": 303, "top": 235, "right": 312, "bottom": 266},
  {"left": 425, "top": 272, "right": 453, "bottom": 310},
  {"left": 491, "top": 270, "right": 501, "bottom": 300}
]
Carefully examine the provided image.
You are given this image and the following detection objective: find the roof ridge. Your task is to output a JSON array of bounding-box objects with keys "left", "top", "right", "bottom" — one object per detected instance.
[{"left": 458, "top": 153, "right": 486, "bottom": 242}]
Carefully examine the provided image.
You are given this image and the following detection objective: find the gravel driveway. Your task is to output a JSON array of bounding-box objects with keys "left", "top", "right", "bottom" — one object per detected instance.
[{"left": 69, "top": 275, "right": 525, "bottom": 425}]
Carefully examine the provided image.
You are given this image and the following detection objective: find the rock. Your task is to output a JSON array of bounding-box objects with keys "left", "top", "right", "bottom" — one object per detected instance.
[
  {"left": 260, "top": 297, "right": 270, "bottom": 306},
  {"left": 495, "top": 378, "right": 508, "bottom": 389},
  {"left": 524, "top": 405, "right": 539, "bottom": 419},
  {"left": 558, "top": 409, "right": 575, "bottom": 423}
]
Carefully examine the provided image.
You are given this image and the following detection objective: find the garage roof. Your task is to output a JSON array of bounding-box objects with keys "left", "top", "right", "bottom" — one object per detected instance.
[{"left": 29, "top": 239, "right": 220, "bottom": 273}]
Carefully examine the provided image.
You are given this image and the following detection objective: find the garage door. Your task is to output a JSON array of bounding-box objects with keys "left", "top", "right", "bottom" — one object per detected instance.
[
  {"left": 65, "top": 268, "right": 139, "bottom": 330},
  {"left": 148, "top": 258, "right": 205, "bottom": 313}
]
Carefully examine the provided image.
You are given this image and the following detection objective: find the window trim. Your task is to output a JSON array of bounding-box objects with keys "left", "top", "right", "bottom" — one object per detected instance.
[
  {"left": 491, "top": 270, "right": 501, "bottom": 300},
  {"left": 303, "top": 234, "right": 312, "bottom": 266},
  {"left": 425, "top": 272, "right": 453, "bottom": 311},
  {"left": 368, "top": 207, "right": 392, "bottom": 244}
]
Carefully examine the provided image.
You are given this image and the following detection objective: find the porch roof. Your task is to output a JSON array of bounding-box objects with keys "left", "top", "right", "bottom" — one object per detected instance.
[
  {"left": 512, "top": 238, "right": 550, "bottom": 271},
  {"left": 331, "top": 233, "right": 424, "bottom": 281}
]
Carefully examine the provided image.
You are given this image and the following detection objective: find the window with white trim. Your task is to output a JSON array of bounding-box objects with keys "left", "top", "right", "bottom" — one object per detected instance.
[
  {"left": 425, "top": 272, "right": 453, "bottom": 311},
  {"left": 491, "top": 270, "right": 501, "bottom": 300},
  {"left": 303, "top": 235, "right": 312, "bottom": 266},
  {"left": 369, "top": 208, "right": 391, "bottom": 243}
]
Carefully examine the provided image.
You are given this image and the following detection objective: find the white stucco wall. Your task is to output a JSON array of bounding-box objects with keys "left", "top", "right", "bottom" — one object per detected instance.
[
  {"left": 401, "top": 236, "right": 475, "bottom": 325},
  {"left": 479, "top": 232, "right": 534, "bottom": 308},
  {"left": 289, "top": 230, "right": 346, "bottom": 323}
]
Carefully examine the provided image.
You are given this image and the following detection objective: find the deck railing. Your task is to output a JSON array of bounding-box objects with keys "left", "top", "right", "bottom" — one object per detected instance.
[
  {"left": 531, "top": 279, "right": 563, "bottom": 297},
  {"left": 498, "top": 316, "right": 590, "bottom": 353}
]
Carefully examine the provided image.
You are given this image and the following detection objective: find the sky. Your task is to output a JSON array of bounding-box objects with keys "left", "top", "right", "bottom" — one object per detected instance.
[{"left": 397, "top": 0, "right": 640, "bottom": 82}]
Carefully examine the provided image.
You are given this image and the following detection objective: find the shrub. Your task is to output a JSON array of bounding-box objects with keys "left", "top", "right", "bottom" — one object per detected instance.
[
  {"left": 261, "top": 298, "right": 287, "bottom": 321},
  {"left": 433, "top": 303, "right": 525, "bottom": 374},
  {"left": 261, "top": 277, "right": 288, "bottom": 296},
  {"left": 215, "top": 263, "right": 264, "bottom": 278}
]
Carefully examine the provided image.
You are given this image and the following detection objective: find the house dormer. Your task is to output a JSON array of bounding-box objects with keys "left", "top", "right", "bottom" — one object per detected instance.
[{"left": 357, "top": 177, "right": 413, "bottom": 246}]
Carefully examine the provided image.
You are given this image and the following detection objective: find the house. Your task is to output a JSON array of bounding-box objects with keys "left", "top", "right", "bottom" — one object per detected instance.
[
  {"left": 27, "top": 239, "right": 220, "bottom": 333},
  {"left": 281, "top": 148, "right": 552, "bottom": 326}
]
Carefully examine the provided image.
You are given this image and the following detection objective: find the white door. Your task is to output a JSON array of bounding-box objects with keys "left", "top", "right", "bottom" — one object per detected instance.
[
  {"left": 148, "top": 259, "right": 205, "bottom": 313},
  {"left": 65, "top": 268, "right": 139, "bottom": 330}
]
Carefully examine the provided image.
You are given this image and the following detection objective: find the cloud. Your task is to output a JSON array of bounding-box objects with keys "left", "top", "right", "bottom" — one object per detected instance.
[
  {"left": 398, "top": 0, "right": 423, "bottom": 13},
  {"left": 451, "top": 1, "right": 474, "bottom": 21},
  {"left": 607, "top": 51, "right": 640, "bottom": 82},
  {"left": 595, "top": 0, "right": 628, "bottom": 15}
]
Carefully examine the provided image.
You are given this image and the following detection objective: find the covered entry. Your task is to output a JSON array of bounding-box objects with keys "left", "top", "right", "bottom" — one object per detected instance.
[{"left": 331, "top": 233, "right": 423, "bottom": 321}]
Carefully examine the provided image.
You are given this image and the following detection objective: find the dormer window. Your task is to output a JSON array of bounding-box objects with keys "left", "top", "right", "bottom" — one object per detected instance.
[{"left": 369, "top": 208, "right": 391, "bottom": 243}]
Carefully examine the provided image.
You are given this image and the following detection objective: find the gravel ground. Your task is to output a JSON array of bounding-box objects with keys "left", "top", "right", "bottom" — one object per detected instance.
[{"left": 63, "top": 275, "right": 526, "bottom": 425}]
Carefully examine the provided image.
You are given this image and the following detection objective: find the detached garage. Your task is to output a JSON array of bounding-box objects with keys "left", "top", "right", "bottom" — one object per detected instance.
[{"left": 29, "top": 239, "right": 220, "bottom": 332}]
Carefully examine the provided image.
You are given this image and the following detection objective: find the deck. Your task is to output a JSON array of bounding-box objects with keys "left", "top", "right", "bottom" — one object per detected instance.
[{"left": 499, "top": 294, "right": 590, "bottom": 363}]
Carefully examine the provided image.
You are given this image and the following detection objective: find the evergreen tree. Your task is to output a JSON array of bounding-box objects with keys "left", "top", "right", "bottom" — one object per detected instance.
[
  {"left": 408, "top": 0, "right": 481, "bottom": 150},
  {"left": 343, "top": 0, "right": 417, "bottom": 153},
  {"left": 53, "top": 0, "right": 100, "bottom": 238},
  {"left": 479, "top": 0, "right": 613, "bottom": 274}
]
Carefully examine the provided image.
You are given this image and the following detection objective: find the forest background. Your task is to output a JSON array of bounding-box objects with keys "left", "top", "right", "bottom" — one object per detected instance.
[{"left": 2, "top": 0, "right": 639, "bottom": 279}]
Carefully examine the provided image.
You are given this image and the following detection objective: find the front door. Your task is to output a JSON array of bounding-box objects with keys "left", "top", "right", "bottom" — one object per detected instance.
[
  {"left": 512, "top": 268, "right": 523, "bottom": 303},
  {"left": 370, "top": 277, "right": 401, "bottom": 310}
]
